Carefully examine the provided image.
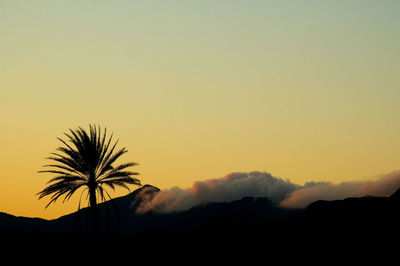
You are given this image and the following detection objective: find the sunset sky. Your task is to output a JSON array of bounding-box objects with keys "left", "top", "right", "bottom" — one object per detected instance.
[{"left": 1, "top": 0, "right": 400, "bottom": 219}]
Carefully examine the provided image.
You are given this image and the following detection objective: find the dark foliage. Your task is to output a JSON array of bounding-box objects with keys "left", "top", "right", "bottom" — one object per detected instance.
[{"left": 37, "top": 125, "right": 141, "bottom": 231}]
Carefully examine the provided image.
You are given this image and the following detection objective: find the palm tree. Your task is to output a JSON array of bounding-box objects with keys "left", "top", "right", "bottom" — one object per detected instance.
[{"left": 37, "top": 125, "right": 141, "bottom": 233}]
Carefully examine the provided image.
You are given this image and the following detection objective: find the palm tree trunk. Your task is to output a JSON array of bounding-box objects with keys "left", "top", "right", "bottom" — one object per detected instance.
[{"left": 89, "top": 186, "right": 99, "bottom": 234}]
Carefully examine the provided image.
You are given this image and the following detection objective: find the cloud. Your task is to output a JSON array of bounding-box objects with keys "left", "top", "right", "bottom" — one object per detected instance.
[
  {"left": 280, "top": 171, "right": 400, "bottom": 208},
  {"left": 136, "top": 171, "right": 299, "bottom": 214},
  {"left": 136, "top": 170, "right": 400, "bottom": 213}
]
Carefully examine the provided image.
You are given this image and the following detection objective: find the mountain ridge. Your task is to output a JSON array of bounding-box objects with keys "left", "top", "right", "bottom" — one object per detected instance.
[{"left": 1, "top": 185, "right": 400, "bottom": 239}]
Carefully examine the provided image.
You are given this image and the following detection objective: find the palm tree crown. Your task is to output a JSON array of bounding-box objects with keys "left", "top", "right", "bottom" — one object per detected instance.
[{"left": 38, "top": 125, "right": 141, "bottom": 211}]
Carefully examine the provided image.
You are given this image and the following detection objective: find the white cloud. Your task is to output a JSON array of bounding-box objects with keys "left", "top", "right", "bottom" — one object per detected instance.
[
  {"left": 280, "top": 171, "right": 400, "bottom": 208},
  {"left": 136, "top": 171, "right": 299, "bottom": 213},
  {"left": 135, "top": 170, "right": 400, "bottom": 213}
]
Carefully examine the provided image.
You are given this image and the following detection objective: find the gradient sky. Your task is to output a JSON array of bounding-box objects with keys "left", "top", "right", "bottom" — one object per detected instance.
[{"left": 1, "top": 0, "right": 400, "bottom": 219}]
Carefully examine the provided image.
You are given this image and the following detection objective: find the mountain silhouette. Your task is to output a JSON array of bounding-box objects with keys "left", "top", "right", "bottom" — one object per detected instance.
[
  {"left": 1, "top": 185, "right": 400, "bottom": 251},
  {"left": 0, "top": 212, "right": 48, "bottom": 233},
  {"left": 0, "top": 184, "right": 298, "bottom": 235},
  {"left": 304, "top": 187, "right": 400, "bottom": 223},
  {"left": 297, "top": 187, "right": 400, "bottom": 247},
  {"left": 46, "top": 184, "right": 299, "bottom": 236}
]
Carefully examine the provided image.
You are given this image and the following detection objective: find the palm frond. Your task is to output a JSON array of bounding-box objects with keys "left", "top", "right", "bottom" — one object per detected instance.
[
  {"left": 104, "top": 148, "right": 127, "bottom": 167},
  {"left": 46, "top": 174, "right": 87, "bottom": 184},
  {"left": 97, "top": 140, "right": 120, "bottom": 175},
  {"left": 96, "top": 162, "right": 138, "bottom": 181},
  {"left": 38, "top": 124, "right": 141, "bottom": 212},
  {"left": 38, "top": 179, "right": 85, "bottom": 208},
  {"left": 99, "top": 171, "right": 140, "bottom": 182},
  {"left": 46, "top": 154, "right": 86, "bottom": 175},
  {"left": 99, "top": 176, "right": 141, "bottom": 191}
]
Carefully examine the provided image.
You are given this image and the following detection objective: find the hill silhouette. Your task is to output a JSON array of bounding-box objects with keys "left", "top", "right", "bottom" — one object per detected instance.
[
  {"left": 1, "top": 185, "right": 400, "bottom": 254},
  {"left": 1, "top": 184, "right": 299, "bottom": 235}
]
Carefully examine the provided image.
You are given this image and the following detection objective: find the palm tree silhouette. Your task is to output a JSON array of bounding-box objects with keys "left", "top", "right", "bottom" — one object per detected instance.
[{"left": 37, "top": 125, "right": 141, "bottom": 233}]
